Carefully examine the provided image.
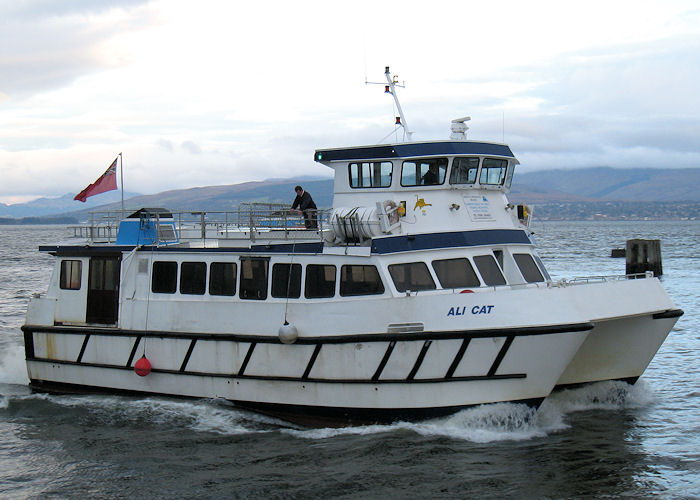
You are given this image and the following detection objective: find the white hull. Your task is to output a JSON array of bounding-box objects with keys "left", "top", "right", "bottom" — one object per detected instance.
[
  {"left": 24, "top": 322, "right": 590, "bottom": 424},
  {"left": 556, "top": 313, "right": 679, "bottom": 387},
  {"left": 556, "top": 277, "right": 681, "bottom": 387}
]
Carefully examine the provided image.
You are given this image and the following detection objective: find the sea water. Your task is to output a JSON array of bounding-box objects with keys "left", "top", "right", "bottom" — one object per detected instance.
[{"left": 0, "top": 222, "right": 697, "bottom": 498}]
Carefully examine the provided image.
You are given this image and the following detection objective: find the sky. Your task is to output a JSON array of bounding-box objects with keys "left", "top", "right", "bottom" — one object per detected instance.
[{"left": 1, "top": 0, "right": 699, "bottom": 204}]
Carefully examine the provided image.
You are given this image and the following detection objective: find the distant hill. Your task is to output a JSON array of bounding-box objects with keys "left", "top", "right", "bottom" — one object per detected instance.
[
  {"left": 0, "top": 191, "right": 140, "bottom": 218},
  {"left": 63, "top": 177, "right": 334, "bottom": 220},
  {"left": 4, "top": 167, "right": 698, "bottom": 221},
  {"left": 513, "top": 167, "right": 699, "bottom": 202}
]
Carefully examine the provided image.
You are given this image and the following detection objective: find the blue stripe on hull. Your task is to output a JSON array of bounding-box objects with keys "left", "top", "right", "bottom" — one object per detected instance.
[{"left": 371, "top": 229, "right": 532, "bottom": 254}]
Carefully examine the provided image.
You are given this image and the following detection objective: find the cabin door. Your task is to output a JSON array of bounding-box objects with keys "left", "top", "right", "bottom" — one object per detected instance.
[{"left": 86, "top": 256, "right": 121, "bottom": 325}]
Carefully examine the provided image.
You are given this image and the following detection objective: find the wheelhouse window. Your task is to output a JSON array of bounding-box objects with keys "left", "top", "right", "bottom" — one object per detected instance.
[
  {"left": 271, "top": 263, "right": 302, "bottom": 298},
  {"left": 59, "top": 260, "right": 82, "bottom": 290},
  {"left": 473, "top": 255, "right": 506, "bottom": 286},
  {"left": 340, "top": 265, "right": 384, "bottom": 296},
  {"left": 388, "top": 262, "right": 436, "bottom": 292},
  {"left": 239, "top": 258, "right": 268, "bottom": 300},
  {"left": 305, "top": 264, "right": 336, "bottom": 298},
  {"left": 449, "top": 157, "right": 479, "bottom": 185},
  {"left": 479, "top": 158, "right": 508, "bottom": 186},
  {"left": 513, "top": 254, "right": 545, "bottom": 283},
  {"left": 432, "top": 258, "right": 481, "bottom": 288},
  {"left": 152, "top": 261, "right": 177, "bottom": 294},
  {"left": 401, "top": 158, "right": 447, "bottom": 186},
  {"left": 209, "top": 262, "right": 237, "bottom": 296},
  {"left": 180, "top": 262, "right": 206, "bottom": 295},
  {"left": 349, "top": 162, "right": 393, "bottom": 188}
]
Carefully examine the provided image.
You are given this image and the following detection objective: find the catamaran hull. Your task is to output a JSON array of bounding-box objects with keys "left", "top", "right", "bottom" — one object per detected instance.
[
  {"left": 23, "top": 323, "right": 590, "bottom": 426},
  {"left": 555, "top": 309, "right": 683, "bottom": 389}
]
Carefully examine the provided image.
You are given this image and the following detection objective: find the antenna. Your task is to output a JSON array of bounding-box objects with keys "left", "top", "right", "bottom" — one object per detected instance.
[{"left": 366, "top": 66, "right": 413, "bottom": 141}]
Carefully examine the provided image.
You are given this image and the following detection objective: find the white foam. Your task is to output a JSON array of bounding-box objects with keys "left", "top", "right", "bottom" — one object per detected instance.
[
  {"left": 286, "top": 381, "right": 652, "bottom": 443},
  {"left": 543, "top": 380, "right": 652, "bottom": 414},
  {"left": 0, "top": 344, "right": 29, "bottom": 385},
  {"left": 285, "top": 402, "right": 564, "bottom": 443},
  {"left": 32, "top": 394, "right": 276, "bottom": 435}
]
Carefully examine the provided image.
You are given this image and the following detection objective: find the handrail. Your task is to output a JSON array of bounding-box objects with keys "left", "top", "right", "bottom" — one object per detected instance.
[{"left": 67, "top": 204, "right": 331, "bottom": 244}]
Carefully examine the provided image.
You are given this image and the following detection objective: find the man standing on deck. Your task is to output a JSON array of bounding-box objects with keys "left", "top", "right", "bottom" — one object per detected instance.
[{"left": 291, "top": 185, "right": 318, "bottom": 229}]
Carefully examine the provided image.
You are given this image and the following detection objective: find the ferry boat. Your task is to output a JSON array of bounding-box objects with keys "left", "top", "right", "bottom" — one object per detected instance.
[{"left": 21, "top": 68, "right": 683, "bottom": 426}]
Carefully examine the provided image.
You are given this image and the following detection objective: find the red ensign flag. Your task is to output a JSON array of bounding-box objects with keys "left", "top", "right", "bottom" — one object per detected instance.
[{"left": 74, "top": 157, "right": 118, "bottom": 202}]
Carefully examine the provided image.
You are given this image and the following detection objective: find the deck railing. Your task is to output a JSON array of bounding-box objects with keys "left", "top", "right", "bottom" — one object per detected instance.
[{"left": 67, "top": 203, "right": 331, "bottom": 244}]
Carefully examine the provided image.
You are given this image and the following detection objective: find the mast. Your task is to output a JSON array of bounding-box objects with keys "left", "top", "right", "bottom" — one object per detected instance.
[
  {"left": 119, "top": 152, "right": 125, "bottom": 218},
  {"left": 384, "top": 66, "right": 413, "bottom": 141}
]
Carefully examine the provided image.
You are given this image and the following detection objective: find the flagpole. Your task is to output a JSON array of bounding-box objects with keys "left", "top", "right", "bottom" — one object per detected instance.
[{"left": 119, "top": 152, "right": 125, "bottom": 219}]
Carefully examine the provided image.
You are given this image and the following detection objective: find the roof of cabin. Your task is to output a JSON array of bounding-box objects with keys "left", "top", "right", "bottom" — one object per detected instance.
[{"left": 314, "top": 141, "right": 515, "bottom": 162}]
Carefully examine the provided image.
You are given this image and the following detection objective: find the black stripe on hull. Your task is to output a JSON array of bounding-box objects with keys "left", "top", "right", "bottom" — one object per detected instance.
[
  {"left": 180, "top": 339, "right": 197, "bottom": 372},
  {"left": 22, "top": 321, "right": 594, "bottom": 345},
  {"left": 76, "top": 334, "right": 90, "bottom": 363},
  {"left": 27, "top": 379, "right": 543, "bottom": 428},
  {"left": 553, "top": 376, "right": 640, "bottom": 392},
  {"left": 27, "top": 357, "right": 526, "bottom": 384},
  {"left": 652, "top": 309, "right": 684, "bottom": 320}
]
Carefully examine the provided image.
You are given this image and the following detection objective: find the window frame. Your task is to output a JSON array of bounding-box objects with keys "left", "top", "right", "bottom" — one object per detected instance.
[
  {"left": 59, "top": 259, "right": 83, "bottom": 290},
  {"left": 239, "top": 258, "right": 269, "bottom": 300},
  {"left": 473, "top": 255, "right": 507, "bottom": 286},
  {"left": 209, "top": 262, "right": 237, "bottom": 296},
  {"left": 271, "top": 263, "right": 302, "bottom": 299},
  {"left": 151, "top": 261, "right": 178, "bottom": 294},
  {"left": 179, "top": 261, "right": 207, "bottom": 295},
  {"left": 478, "top": 158, "right": 509, "bottom": 186},
  {"left": 348, "top": 161, "right": 393, "bottom": 188},
  {"left": 339, "top": 265, "right": 385, "bottom": 297},
  {"left": 431, "top": 258, "right": 481, "bottom": 289},
  {"left": 513, "top": 253, "right": 545, "bottom": 283},
  {"left": 387, "top": 262, "right": 436, "bottom": 293},
  {"left": 400, "top": 157, "right": 448, "bottom": 186},
  {"left": 305, "top": 264, "right": 337, "bottom": 299},
  {"left": 449, "top": 157, "right": 480, "bottom": 185}
]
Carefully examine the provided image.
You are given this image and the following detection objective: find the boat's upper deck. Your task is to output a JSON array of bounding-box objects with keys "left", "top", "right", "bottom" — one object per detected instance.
[{"left": 58, "top": 139, "right": 531, "bottom": 252}]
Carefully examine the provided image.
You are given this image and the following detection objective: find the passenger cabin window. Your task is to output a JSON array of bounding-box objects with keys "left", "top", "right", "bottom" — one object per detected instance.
[
  {"left": 349, "top": 162, "right": 393, "bottom": 188},
  {"left": 239, "top": 259, "right": 268, "bottom": 300},
  {"left": 513, "top": 254, "right": 545, "bottom": 283},
  {"left": 401, "top": 158, "right": 447, "bottom": 186},
  {"left": 388, "top": 262, "right": 436, "bottom": 292},
  {"left": 180, "top": 262, "right": 206, "bottom": 295},
  {"left": 209, "top": 262, "right": 237, "bottom": 296},
  {"left": 305, "top": 264, "right": 336, "bottom": 298},
  {"left": 534, "top": 255, "right": 551, "bottom": 281},
  {"left": 340, "top": 265, "right": 384, "bottom": 296},
  {"left": 60, "top": 260, "right": 82, "bottom": 290},
  {"left": 449, "top": 157, "right": 479, "bottom": 184},
  {"left": 432, "top": 258, "right": 481, "bottom": 288},
  {"left": 479, "top": 158, "right": 508, "bottom": 186},
  {"left": 271, "top": 263, "right": 302, "bottom": 298},
  {"left": 152, "top": 261, "right": 177, "bottom": 293},
  {"left": 473, "top": 255, "right": 507, "bottom": 286}
]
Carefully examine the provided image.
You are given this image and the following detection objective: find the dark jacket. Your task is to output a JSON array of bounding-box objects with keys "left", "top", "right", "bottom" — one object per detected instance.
[{"left": 291, "top": 191, "right": 317, "bottom": 211}]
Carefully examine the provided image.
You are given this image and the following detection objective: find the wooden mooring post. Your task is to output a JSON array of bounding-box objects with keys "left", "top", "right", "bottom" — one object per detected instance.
[{"left": 626, "top": 239, "right": 662, "bottom": 276}]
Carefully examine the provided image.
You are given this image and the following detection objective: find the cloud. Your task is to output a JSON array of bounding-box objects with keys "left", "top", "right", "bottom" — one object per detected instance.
[
  {"left": 181, "top": 141, "right": 202, "bottom": 155},
  {"left": 1, "top": 0, "right": 699, "bottom": 203},
  {"left": 0, "top": 1, "right": 153, "bottom": 98}
]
